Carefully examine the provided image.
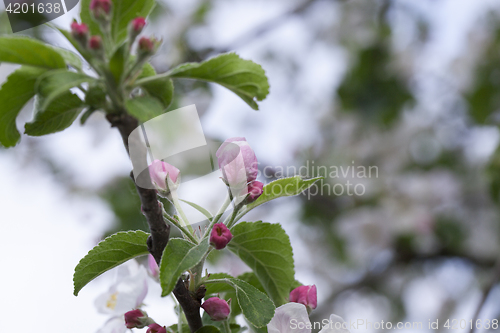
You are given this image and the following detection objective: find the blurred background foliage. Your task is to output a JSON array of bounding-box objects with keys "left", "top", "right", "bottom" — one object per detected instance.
[{"left": 4, "top": 0, "right": 500, "bottom": 331}]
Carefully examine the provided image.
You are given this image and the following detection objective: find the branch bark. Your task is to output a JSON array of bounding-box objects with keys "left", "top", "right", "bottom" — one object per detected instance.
[{"left": 107, "top": 112, "right": 203, "bottom": 332}]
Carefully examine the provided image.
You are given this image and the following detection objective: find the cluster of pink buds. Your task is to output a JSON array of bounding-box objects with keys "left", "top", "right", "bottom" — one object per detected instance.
[
  {"left": 70, "top": 21, "right": 103, "bottom": 54},
  {"left": 70, "top": 0, "right": 160, "bottom": 63},
  {"left": 201, "top": 297, "right": 231, "bottom": 321}
]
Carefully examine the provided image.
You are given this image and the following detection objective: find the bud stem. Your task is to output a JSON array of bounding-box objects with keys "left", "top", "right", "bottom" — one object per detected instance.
[
  {"left": 162, "top": 210, "right": 199, "bottom": 244},
  {"left": 222, "top": 319, "right": 231, "bottom": 333},
  {"left": 202, "top": 194, "right": 231, "bottom": 239},
  {"left": 232, "top": 206, "right": 249, "bottom": 227},
  {"left": 225, "top": 201, "right": 246, "bottom": 229},
  {"left": 169, "top": 190, "right": 196, "bottom": 238}
]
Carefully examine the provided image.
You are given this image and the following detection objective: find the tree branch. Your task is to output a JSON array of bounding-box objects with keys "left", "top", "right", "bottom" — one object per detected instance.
[
  {"left": 107, "top": 112, "right": 203, "bottom": 332},
  {"left": 470, "top": 257, "right": 500, "bottom": 333}
]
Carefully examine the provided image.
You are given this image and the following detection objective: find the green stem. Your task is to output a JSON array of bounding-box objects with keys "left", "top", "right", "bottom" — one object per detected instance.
[
  {"left": 222, "top": 320, "right": 231, "bottom": 333},
  {"left": 170, "top": 190, "right": 196, "bottom": 236},
  {"left": 178, "top": 302, "right": 183, "bottom": 333},
  {"left": 225, "top": 202, "right": 246, "bottom": 229},
  {"left": 163, "top": 211, "right": 199, "bottom": 244},
  {"left": 233, "top": 206, "right": 248, "bottom": 225},
  {"left": 190, "top": 254, "right": 207, "bottom": 291},
  {"left": 202, "top": 195, "right": 231, "bottom": 239}
]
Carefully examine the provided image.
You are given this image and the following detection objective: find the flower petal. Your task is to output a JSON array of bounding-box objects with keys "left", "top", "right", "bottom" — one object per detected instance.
[
  {"left": 319, "top": 314, "right": 350, "bottom": 333},
  {"left": 267, "top": 303, "right": 311, "bottom": 333},
  {"left": 96, "top": 316, "right": 127, "bottom": 333}
]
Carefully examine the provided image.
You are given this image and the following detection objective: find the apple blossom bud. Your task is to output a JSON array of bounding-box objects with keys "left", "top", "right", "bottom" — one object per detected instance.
[
  {"left": 148, "top": 160, "right": 180, "bottom": 194},
  {"left": 201, "top": 297, "right": 231, "bottom": 321},
  {"left": 138, "top": 36, "right": 160, "bottom": 57},
  {"left": 147, "top": 323, "right": 167, "bottom": 333},
  {"left": 210, "top": 223, "right": 233, "bottom": 250},
  {"left": 90, "top": 0, "right": 112, "bottom": 20},
  {"left": 245, "top": 181, "right": 264, "bottom": 203},
  {"left": 124, "top": 309, "right": 152, "bottom": 329},
  {"left": 289, "top": 285, "right": 317, "bottom": 311},
  {"left": 70, "top": 21, "right": 89, "bottom": 43},
  {"left": 129, "top": 17, "right": 147, "bottom": 44},
  {"left": 88, "top": 35, "right": 102, "bottom": 50},
  {"left": 132, "top": 17, "right": 146, "bottom": 33},
  {"left": 216, "top": 138, "right": 258, "bottom": 190}
]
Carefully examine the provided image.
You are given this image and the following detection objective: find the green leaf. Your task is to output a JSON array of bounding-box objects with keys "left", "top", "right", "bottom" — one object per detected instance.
[
  {"left": 247, "top": 323, "right": 267, "bottom": 333},
  {"left": 205, "top": 278, "right": 275, "bottom": 327},
  {"left": 137, "top": 64, "right": 174, "bottom": 109},
  {"left": 125, "top": 96, "right": 165, "bottom": 122},
  {"left": 35, "top": 70, "right": 95, "bottom": 110},
  {"left": 228, "top": 222, "right": 294, "bottom": 307},
  {"left": 196, "top": 326, "right": 221, "bottom": 333},
  {"left": 204, "top": 273, "right": 235, "bottom": 295},
  {"left": 25, "top": 91, "right": 84, "bottom": 136},
  {"left": 85, "top": 84, "right": 107, "bottom": 109},
  {"left": 199, "top": 316, "right": 243, "bottom": 333},
  {"left": 167, "top": 324, "right": 190, "bottom": 333},
  {"left": 237, "top": 272, "right": 265, "bottom": 293},
  {"left": 81, "top": 0, "right": 156, "bottom": 44},
  {"left": 246, "top": 176, "right": 323, "bottom": 212},
  {"left": 80, "top": 107, "right": 97, "bottom": 125},
  {"left": 204, "top": 273, "right": 243, "bottom": 318},
  {"left": 166, "top": 53, "right": 269, "bottom": 110},
  {"left": 53, "top": 47, "right": 82, "bottom": 69},
  {"left": 73, "top": 230, "right": 150, "bottom": 296},
  {"left": 0, "top": 36, "right": 66, "bottom": 69},
  {"left": 159, "top": 238, "right": 210, "bottom": 296},
  {"left": 109, "top": 44, "right": 127, "bottom": 84},
  {"left": 53, "top": 26, "right": 93, "bottom": 64},
  {"left": 0, "top": 66, "right": 46, "bottom": 147},
  {"left": 181, "top": 199, "right": 213, "bottom": 221}
]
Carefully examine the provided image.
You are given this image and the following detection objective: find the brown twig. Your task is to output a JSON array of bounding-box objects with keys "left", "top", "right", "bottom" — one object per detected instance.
[{"left": 107, "top": 112, "right": 203, "bottom": 332}]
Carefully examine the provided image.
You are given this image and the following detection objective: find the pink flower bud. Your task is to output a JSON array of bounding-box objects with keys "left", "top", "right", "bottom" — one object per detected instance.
[
  {"left": 70, "top": 21, "right": 89, "bottom": 41},
  {"left": 245, "top": 181, "right": 264, "bottom": 203},
  {"left": 88, "top": 35, "right": 102, "bottom": 50},
  {"left": 124, "top": 309, "right": 150, "bottom": 329},
  {"left": 289, "top": 285, "right": 317, "bottom": 311},
  {"left": 90, "top": 0, "right": 112, "bottom": 18},
  {"left": 216, "top": 138, "right": 258, "bottom": 189},
  {"left": 132, "top": 17, "right": 146, "bottom": 33},
  {"left": 138, "top": 36, "right": 159, "bottom": 55},
  {"left": 148, "top": 160, "right": 180, "bottom": 192},
  {"left": 147, "top": 323, "right": 167, "bottom": 333},
  {"left": 210, "top": 223, "right": 233, "bottom": 250},
  {"left": 201, "top": 297, "right": 231, "bottom": 321}
]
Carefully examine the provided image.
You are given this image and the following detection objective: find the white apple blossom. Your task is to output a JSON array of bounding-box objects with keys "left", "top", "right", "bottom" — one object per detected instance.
[
  {"left": 95, "top": 260, "right": 149, "bottom": 333},
  {"left": 267, "top": 303, "right": 350, "bottom": 333}
]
